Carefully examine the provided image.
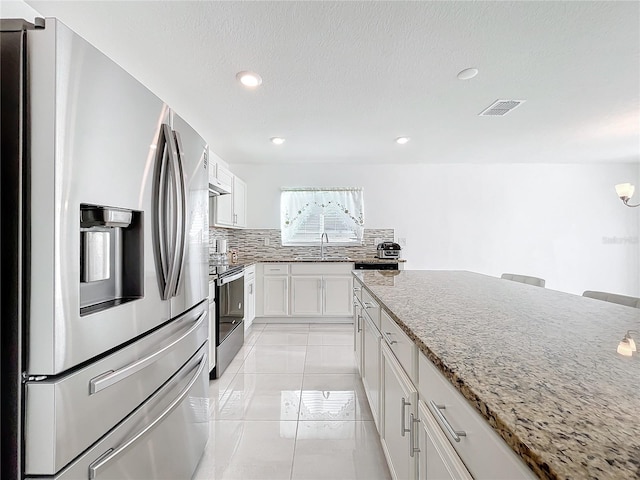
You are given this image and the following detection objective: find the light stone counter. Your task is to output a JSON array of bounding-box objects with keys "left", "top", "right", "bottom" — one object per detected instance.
[
  {"left": 354, "top": 270, "right": 640, "bottom": 480},
  {"left": 238, "top": 257, "right": 406, "bottom": 264}
]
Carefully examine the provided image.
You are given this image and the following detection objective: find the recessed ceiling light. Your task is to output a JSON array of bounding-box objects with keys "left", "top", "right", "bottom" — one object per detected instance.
[
  {"left": 236, "top": 71, "right": 262, "bottom": 88},
  {"left": 270, "top": 137, "right": 285, "bottom": 145},
  {"left": 395, "top": 137, "right": 410, "bottom": 145},
  {"left": 457, "top": 68, "right": 479, "bottom": 80}
]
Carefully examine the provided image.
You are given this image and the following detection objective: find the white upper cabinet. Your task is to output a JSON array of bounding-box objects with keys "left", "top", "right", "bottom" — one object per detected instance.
[
  {"left": 213, "top": 164, "right": 246, "bottom": 228},
  {"left": 233, "top": 176, "right": 247, "bottom": 228}
]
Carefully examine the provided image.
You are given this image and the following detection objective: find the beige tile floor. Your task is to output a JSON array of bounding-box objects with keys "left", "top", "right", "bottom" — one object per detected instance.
[{"left": 192, "top": 323, "right": 391, "bottom": 480}]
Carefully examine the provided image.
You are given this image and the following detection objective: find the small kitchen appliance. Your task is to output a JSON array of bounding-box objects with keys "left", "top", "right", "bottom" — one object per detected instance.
[{"left": 376, "top": 241, "right": 402, "bottom": 259}]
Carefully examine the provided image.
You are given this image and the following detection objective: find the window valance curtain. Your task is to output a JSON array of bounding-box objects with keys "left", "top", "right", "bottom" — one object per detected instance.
[{"left": 280, "top": 187, "right": 365, "bottom": 245}]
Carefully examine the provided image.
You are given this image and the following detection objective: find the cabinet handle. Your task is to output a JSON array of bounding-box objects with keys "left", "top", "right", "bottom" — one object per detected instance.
[
  {"left": 249, "top": 284, "right": 253, "bottom": 294},
  {"left": 363, "top": 302, "right": 375, "bottom": 309},
  {"left": 353, "top": 287, "right": 361, "bottom": 292},
  {"left": 409, "top": 413, "right": 420, "bottom": 457},
  {"left": 401, "top": 397, "right": 411, "bottom": 437},
  {"left": 383, "top": 332, "right": 398, "bottom": 345},
  {"left": 357, "top": 314, "right": 362, "bottom": 332},
  {"left": 428, "top": 401, "right": 467, "bottom": 443}
]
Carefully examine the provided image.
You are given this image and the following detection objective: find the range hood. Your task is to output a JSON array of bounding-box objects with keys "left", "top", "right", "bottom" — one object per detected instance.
[{"left": 209, "top": 178, "right": 231, "bottom": 196}]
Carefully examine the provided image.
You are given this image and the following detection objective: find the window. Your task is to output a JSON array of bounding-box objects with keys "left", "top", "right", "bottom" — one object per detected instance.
[{"left": 280, "top": 187, "right": 365, "bottom": 245}]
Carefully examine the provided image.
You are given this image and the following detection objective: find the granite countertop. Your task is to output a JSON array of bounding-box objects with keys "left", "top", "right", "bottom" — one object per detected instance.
[
  {"left": 241, "top": 257, "right": 406, "bottom": 264},
  {"left": 354, "top": 270, "right": 640, "bottom": 480},
  {"left": 209, "top": 257, "right": 404, "bottom": 277}
]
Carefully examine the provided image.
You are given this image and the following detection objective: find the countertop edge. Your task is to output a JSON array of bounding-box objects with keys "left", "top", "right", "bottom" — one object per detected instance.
[{"left": 238, "top": 257, "right": 407, "bottom": 264}]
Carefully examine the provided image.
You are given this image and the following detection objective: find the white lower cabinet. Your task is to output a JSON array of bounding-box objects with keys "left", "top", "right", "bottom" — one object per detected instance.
[
  {"left": 418, "top": 352, "right": 535, "bottom": 480},
  {"left": 258, "top": 262, "right": 353, "bottom": 320},
  {"left": 263, "top": 276, "right": 289, "bottom": 316},
  {"left": 323, "top": 276, "right": 353, "bottom": 315},
  {"left": 244, "top": 265, "right": 256, "bottom": 329},
  {"left": 352, "top": 280, "right": 536, "bottom": 480},
  {"left": 291, "top": 276, "right": 323, "bottom": 315},
  {"left": 381, "top": 341, "right": 418, "bottom": 480},
  {"left": 290, "top": 271, "right": 353, "bottom": 317},
  {"left": 417, "top": 400, "right": 472, "bottom": 480},
  {"left": 362, "top": 312, "right": 381, "bottom": 429},
  {"left": 354, "top": 294, "right": 363, "bottom": 374}
]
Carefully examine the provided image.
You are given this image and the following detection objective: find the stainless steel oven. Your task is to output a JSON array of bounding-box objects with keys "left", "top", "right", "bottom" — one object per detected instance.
[{"left": 213, "top": 265, "right": 245, "bottom": 378}]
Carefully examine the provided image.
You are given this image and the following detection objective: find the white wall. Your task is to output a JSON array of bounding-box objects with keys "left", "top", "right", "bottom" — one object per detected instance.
[
  {"left": 232, "top": 162, "right": 640, "bottom": 296},
  {"left": 0, "top": 1, "right": 41, "bottom": 20}
]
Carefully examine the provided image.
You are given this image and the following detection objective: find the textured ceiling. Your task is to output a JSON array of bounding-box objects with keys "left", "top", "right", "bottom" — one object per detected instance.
[{"left": 17, "top": 1, "right": 640, "bottom": 165}]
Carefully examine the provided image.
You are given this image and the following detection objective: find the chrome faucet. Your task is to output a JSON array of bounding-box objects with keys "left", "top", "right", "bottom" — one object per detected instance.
[{"left": 320, "top": 232, "right": 329, "bottom": 259}]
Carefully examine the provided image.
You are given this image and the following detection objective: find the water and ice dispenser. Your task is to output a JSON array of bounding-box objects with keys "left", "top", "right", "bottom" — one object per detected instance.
[{"left": 79, "top": 204, "right": 143, "bottom": 316}]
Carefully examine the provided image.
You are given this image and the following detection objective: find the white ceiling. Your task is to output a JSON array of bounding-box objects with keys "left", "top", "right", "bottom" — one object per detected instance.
[{"left": 14, "top": 1, "right": 640, "bottom": 165}]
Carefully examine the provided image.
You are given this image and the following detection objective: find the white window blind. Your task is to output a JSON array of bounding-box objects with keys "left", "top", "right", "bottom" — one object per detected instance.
[{"left": 280, "top": 187, "right": 365, "bottom": 246}]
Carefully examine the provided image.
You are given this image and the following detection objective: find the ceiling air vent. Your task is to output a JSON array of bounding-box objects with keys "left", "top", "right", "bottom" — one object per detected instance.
[{"left": 479, "top": 100, "right": 525, "bottom": 116}]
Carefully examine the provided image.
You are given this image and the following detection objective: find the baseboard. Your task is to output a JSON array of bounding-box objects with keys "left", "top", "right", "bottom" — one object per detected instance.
[{"left": 254, "top": 316, "right": 352, "bottom": 324}]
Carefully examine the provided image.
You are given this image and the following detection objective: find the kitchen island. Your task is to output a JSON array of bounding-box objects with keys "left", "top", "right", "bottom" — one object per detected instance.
[{"left": 354, "top": 270, "right": 640, "bottom": 480}]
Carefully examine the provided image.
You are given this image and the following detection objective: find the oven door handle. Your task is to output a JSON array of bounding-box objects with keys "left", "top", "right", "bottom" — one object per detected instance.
[{"left": 217, "top": 270, "right": 244, "bottom": 286}]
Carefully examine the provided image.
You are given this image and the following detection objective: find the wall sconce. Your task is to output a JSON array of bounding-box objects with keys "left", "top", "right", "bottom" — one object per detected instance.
[
  {"left": 617, "top": 330, "right": 638, "bottom": 357},
  {"left": 614, "top": 183, "right": 640, "bottom": 207}
]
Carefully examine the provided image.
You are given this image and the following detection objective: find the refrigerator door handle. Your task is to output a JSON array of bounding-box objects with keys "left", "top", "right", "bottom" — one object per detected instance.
[
  {"left": 88, "top": 309, "right": 206, "bottom": 395},
  {"left": 87, "top": 352, "right": 207, "bottom": 479},
  {"left": 169, "top": 129, "right": 188, "bottom": 297},
  {"left": 164, "top": 128, "right": 181, "bottom": 298},
  {"left": 154, "top": 123, "right": 178, "bottom": 300}
]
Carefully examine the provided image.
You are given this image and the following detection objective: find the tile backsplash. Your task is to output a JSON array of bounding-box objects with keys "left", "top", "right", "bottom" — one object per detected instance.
[{"left": 210, "top": 228, "right": 395, "bottom": 263}]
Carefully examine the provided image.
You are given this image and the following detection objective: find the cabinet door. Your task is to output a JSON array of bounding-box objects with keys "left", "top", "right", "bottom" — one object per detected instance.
[
  {"left": 323, "top": 275, "right": 353, "bottom": 316},
  {"left": 214, "top": 192, "right": 234, "bottom": 227},
  {"left": 417, "top": 401, "right": 472, "bottom": 480},
  {"left": 244, "top": 278, "right": 256, "bottom": 329},
  {"left": 291, "top": 276, "right": 323, "bottom": 316},
  {"left": 381, "top": 342, "right": 418, "bottom": 480},
  {"left": 354, "top": 297, "right": 363, "bottom": 374},
  {"left": 207, "top": 151, "right": 217, "bottom": 185},
  {"left": 363, "top": 314, "right": 381, "bottom": 430},
  {"left": 233, "top": 176, "right": 247, "bottom": 227},
  {"left": 214, "top": 166, "right": 234, "bottom": 227},
  {"left": 263, "top": 276, "right": 289, "bottom": 316},
  {"left": 216, "top": 164, "right": 234, "bottom": 191}
]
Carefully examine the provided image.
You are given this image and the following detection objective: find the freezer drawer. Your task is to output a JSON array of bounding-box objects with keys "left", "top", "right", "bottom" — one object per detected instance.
[
  {"left": 27, "top": 344, "right": 209, "bottom": 480},
  {"left": 24, "top": 301, "right": 208, "bottom": 475}
]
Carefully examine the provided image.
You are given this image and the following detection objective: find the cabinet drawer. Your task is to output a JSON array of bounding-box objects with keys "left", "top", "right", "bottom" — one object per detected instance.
[
  {"left": 263, "top": 263, "right": 289, "bottom": 275},
  {"left": 360, "top": 288, "right": 380, "bottom": 329},
  {"left": 418, "top": 352, "right": 535, "bottom": 480},
  {"left": 381, "top": 309, "right": 416, "bottom": 383},
  {"left": 244, "top": 265, "right": 256, "bottom": 281},
  {"left": 353, "top": 278, "right": 364, "bottom": 302},
  {"left": 290, "top": 262, "right": 353, "bottom": 275}
]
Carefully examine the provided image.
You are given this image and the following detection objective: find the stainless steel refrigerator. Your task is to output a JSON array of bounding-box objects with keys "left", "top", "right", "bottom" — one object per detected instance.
[{"left": 1, "top": 17, "right": 210, "bottom": 479}]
